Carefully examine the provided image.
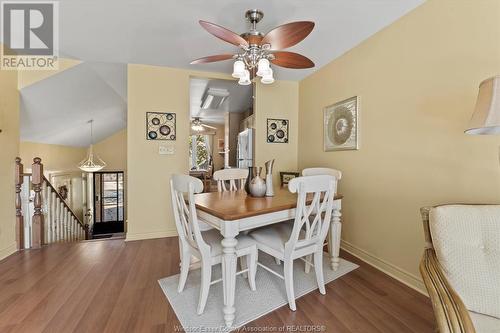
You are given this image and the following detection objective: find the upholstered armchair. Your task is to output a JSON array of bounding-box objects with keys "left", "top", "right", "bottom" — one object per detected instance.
[{"left": 420, "top": 205, "right": 500, "bottom": 333}]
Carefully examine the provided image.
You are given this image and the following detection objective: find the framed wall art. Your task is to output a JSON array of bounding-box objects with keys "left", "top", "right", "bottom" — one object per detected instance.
[
  {"left": 324, "top": 96, "right": 359, "bottom": 151},
  {"left": 280, "top": 171, "right": 300, "bottom": 187},
  {"left": 267, "top": 118, "right": 289, "bottom": 143},
  {"left": 146, "top": 112, "right": 176, "bottom": 140}
]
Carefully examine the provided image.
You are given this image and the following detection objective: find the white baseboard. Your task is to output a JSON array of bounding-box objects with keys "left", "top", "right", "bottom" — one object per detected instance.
[
  {"left": 0, "top": 242, "right": 17, "bottom": 262},
  {"left": 341, "top": 240, "right": 427, "bottom": 296},
  {"left": 125, "top": 230, "right": 178, "bottom": 242}
]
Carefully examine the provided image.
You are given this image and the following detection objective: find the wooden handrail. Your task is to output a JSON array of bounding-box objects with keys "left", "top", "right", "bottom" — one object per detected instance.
[{"left": 43, "top": 176, "right": 86, "bottom": 229}]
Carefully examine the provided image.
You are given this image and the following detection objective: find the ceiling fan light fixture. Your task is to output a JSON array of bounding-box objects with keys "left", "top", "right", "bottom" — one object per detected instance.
[
  {"left": 261, "top": 68, "right": 274, "bottom": 84},
  {"left": 232, "top": 60, "right": 245, "bottom": 78},
  {"left": 191, "top": 118, "right": 205, "bottom": 131},
  {"left": 193, "top": 10, "right": 315, "bottom": 84},
  {"left": 256, "top": 58, "right": 271, "bottom": 77},
  {"left": 238, "top": 69, "right": 251, "bottom": 86}
]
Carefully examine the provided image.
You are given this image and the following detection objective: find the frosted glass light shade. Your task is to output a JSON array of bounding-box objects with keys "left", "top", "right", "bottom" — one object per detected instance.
[
  {"left": 256, "top": 58, "right": 271, "bottom": 77},
  {"left": 238, "top": 69, "right": 251, "bottom": 86},
  {"left": 232, "top": 60, "right": 245, "bottom": 78},
  {"left": 466, "top": 75, "right": 500, "bottom": 135},
  {"left": 78, "top": 145, "right": 106, "bottom": 172},
  {"left": 261, "top": 68, "right": 274, "bottom": 84}
]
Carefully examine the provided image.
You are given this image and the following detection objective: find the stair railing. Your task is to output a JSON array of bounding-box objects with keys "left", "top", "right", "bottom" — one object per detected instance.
[{"left": 15, "top": 157, "right": 89, "bottom": 250}]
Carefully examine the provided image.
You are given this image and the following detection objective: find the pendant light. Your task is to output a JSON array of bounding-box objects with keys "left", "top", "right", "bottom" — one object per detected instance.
[{"left": 78, "top": 120, "right": 106, "bottom": 172}]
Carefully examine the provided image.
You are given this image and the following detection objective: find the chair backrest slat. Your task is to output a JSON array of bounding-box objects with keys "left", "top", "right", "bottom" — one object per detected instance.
[
  {"left": 170, "top": 174, "right": 209, "bottom": 254},
  {"left": 302, "top": 167, "right": 341, "bottom": 197},
  {"left": 213, "top": 168, "right": 249, "bottom": 192},
  {"left": 285, "top": 175, "right": 336, "bottom": 255}
]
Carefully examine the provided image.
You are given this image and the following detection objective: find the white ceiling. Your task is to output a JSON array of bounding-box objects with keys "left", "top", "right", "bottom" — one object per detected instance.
[
  {"left": 20, "top": 62, "right": 127, "bottom": 147},
  {"left": 190, "top": 78, "right": 253, "bottom": 124},
  {"left": 16, "top": 0, "right": 425, "bottom": 146},
  {"left": 51, "top": 0, "right": 424, "bottom": 81}
]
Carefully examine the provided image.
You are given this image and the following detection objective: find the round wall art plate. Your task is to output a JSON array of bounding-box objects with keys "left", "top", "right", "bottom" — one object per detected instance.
[
  {"left": 267, "top": 118, "right": 289, "bottom": 143},
  {"left": 146, "top": 112, "right": 176, "bottom": 140},
  {"left": 324, "top": 96, "right": 359, "bottom": 151}
]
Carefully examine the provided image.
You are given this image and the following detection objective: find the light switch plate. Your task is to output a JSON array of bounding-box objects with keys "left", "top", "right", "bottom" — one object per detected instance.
[{"left": 159, "top": 143, "right": 175, "bottom": 155}]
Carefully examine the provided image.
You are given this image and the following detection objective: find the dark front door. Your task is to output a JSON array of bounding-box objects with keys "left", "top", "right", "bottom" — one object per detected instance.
[{"left": 93, "top": 172, "right": 124, "bottom": 235}]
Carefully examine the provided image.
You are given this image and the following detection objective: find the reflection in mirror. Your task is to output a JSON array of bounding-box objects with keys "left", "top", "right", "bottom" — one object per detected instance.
[{"left": 189, "top": 77, "right": 254, "bottom": 192}]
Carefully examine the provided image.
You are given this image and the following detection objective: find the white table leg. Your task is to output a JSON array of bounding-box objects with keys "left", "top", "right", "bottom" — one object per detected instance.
[
  {"left": 330, "top": 199, "right": 342, "bottom": 270},
  {"left": 221, "top": 221, "right": 239, "bottom": 328}
]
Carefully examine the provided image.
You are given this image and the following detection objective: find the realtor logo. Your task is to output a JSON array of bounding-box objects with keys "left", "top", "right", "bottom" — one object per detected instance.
[{"left": 1, "top": 1, "right": 59, "bottom": 70}]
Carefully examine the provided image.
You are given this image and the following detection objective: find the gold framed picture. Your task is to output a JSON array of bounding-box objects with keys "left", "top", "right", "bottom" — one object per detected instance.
[{"left": 324, "top": 96, "right": 359, "bottom": 151}]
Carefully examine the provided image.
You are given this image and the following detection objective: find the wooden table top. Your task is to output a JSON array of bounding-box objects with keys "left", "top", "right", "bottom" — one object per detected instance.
[{"left": 194, "top": 187, "right": 343, "bottom": 221}]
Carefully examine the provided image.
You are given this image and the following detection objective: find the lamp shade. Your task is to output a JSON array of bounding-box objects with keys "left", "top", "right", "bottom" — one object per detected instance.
[
  {"left": 232, "top": 60, "right": 245, "bottom": 78},
  {"left": 466, "top": 75, "right": 500, "bottom": 135},
  {"left": 238, "top": 69, "right": 251, "bottom": 86}
]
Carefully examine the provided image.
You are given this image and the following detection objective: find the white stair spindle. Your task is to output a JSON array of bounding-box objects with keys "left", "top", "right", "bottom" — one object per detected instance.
[
  {"left": 51, "top": 192, "right": 56, "bottom": 243},
  {"left": 65, "top": 209, "right": 69, "bottom": 241},
  {"left": 55, "top": 198, "right": 60, "bottom": 242},
  {"left": 42, "top": 182, "right": 48, "bottom": 244},
  {"left": 59, "top": 201, "right": 64, "bottom": 242}
]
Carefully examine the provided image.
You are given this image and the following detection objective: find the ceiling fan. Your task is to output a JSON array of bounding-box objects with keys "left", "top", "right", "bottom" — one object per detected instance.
[
  {"left": 191, "top": 9, "right": 315, "bottom": 85},
  {"left": 191, "top": 117, "right": 217, "bottom": 132}
]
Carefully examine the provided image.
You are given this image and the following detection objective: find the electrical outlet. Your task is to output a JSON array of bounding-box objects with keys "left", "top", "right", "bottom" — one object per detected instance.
[{"left": 159, "top": 143, "right": 175, "bottom": 155}]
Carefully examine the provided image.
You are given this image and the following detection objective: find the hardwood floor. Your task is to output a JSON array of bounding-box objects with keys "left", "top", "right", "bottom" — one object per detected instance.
[{"left": 0, "top": 238, "right": 435, "bottom": 332}]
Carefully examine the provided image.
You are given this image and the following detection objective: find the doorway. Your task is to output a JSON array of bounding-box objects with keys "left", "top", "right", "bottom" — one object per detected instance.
[
  {"left": 189, "top": 77, "right": 254, "bottom": 192},
  {"left": 93, "top": 171, "right": 124, "bottom": 235}
]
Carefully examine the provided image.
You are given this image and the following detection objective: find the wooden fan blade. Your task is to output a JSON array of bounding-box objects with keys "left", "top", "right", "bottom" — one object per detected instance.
[
  {"left": 190, "top": 54, "right": 234, "bottom": 65},
  {"left": 202, "top": 123, "right": 217, "bottom": 130},
  {"left": 271, "top": 51, "right": 315, "bottom": 69},
  {"left": 261, "top": 21, "right": 314, "bottom": 49},
  {"left": 199, "top": 21, "right": 249, "bottom": 47}
]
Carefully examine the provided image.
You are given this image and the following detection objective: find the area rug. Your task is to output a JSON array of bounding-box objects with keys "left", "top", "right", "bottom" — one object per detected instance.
[{"left": 158, "top": 252, "right": 358, "bottom": 333}]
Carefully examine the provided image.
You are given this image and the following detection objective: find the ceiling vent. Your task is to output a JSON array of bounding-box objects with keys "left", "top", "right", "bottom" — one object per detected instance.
[{"left": 201, "top": 88, "right": 230, "bottom": 110}]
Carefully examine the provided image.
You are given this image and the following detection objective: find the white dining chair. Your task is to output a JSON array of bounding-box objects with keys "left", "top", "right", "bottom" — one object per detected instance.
[
  {"left": 301, "top": 167, "right": 342, "bottom": 273},
  {"left": 213, "top": 168, "right": 253, "bottom": 273},
  {"left": 249, "top": 175, "right": 336, "bottom": 311},
  {"left": 170, "top": 174, "right": 258, "bottom": 315},
  {"left": 213, "top": 168, "right": 248, "bottom": 192}
]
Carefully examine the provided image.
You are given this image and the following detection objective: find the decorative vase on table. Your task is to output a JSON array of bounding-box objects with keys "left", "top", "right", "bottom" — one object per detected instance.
[
  {"left": 249, "top": 167, "right": 267, "bottom": 197},
  {"left": 264, "top": 159, "right": 275, "bottom": 197},
  {"left": 245, "top": 166, "right": 255, "bottom": 194}
]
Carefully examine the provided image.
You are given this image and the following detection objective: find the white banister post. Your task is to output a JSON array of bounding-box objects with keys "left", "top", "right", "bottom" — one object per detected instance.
[{"left": 46, "top": 184, "right": 51, "bottom": 244}]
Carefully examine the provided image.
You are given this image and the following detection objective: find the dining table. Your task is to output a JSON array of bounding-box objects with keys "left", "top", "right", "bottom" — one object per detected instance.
[{"left": 193, "top": 186, "right": 343, "bottom": 328}]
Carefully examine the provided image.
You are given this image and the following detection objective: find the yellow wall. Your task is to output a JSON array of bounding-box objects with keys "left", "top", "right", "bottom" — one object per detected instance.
[
  {"left": 127, "top": 65, "right": 299, "bottom": 240},
  {"left": 20, "top": 130, "right": 127, "bottom": 174},
  {"left": 19, "top": 141, "right": 86, "bottom": 173},
  {"left": 0, "top": 65, "right": 19, "bottom": 260},
  {"left": 298, "top": 0, "right": 500, "bottom": 292},
  {"left": 93, "top": 129, "right": 127, "bottom": 172},
  {"left": 255, "top": 80, "right": 299, "bottom": 185}
]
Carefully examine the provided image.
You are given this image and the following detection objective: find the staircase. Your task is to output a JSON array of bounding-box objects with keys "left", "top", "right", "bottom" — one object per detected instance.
[{"left": 15, "top": 157, "right": 89, "bottom": 249}]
